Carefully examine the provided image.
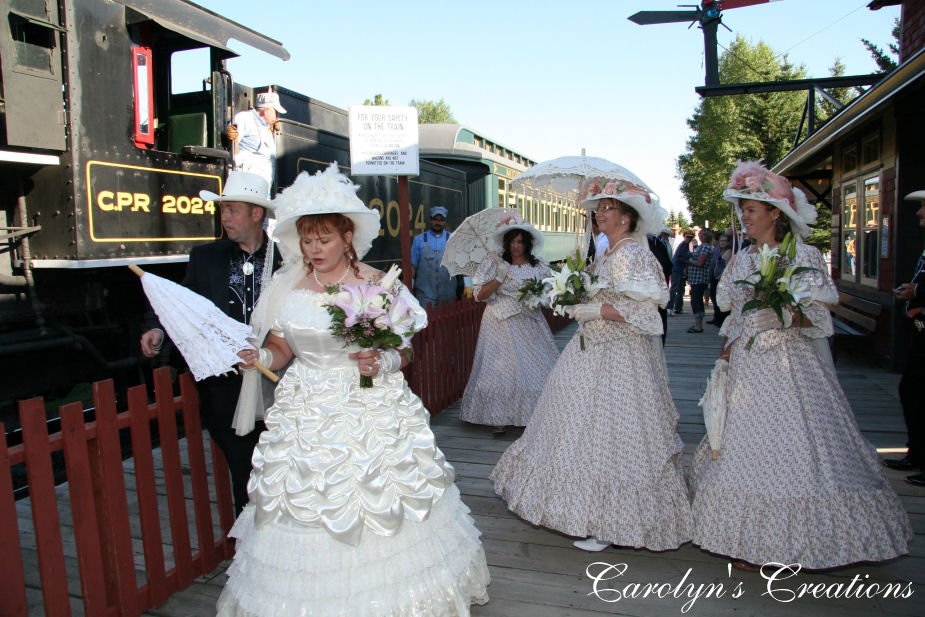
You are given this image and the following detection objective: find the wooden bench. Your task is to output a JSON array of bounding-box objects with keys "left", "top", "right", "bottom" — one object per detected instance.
[{"left": 830, "top": 291, "right": 881, "bottom": 362}]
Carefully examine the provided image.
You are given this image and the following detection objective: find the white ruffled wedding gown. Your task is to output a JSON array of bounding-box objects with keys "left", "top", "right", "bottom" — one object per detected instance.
[{"left": 217, "top": 286, "right": 490, "bottom": 617}]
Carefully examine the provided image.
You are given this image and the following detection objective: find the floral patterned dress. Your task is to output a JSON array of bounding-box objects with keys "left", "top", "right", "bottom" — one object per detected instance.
[
  {"left": 690, "top": 243, "right": 912, "bottom": 568},
  {"left": 490, "top": 241, "right": 692, "bottom": 550},
  {"left": 460, "top": 259, "right": 559, "bottom": 427}
]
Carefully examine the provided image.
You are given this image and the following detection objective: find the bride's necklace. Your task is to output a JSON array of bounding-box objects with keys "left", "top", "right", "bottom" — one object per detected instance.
[
  {"left": 312, "top": 264, "right": 350, "bottom": 288},
  {"left": 604, "top": 237, "right": 633, "bottom": 257}
]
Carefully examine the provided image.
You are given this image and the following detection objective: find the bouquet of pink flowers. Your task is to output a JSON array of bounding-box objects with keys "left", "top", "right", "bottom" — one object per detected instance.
[{"left": 325, "top": 265, "right": 419, "bottom": 387}]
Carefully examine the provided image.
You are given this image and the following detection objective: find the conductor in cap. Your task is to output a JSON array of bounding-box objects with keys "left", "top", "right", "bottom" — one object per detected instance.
[
  {"left": 411, "top": 206, "right": 460, "bottom": 305},
  {"left": 225, "top": 90, "right": 287, "bottom": 195}
]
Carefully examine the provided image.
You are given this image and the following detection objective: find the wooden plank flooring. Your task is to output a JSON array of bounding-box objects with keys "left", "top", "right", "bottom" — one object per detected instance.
[{"left": 18, "top": 310, "right": 925, "bottom": 616}]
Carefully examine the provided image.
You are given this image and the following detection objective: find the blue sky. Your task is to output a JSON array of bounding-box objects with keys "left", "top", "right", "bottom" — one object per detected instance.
[{"left": 185, "top": 0, "right": 901, "bottom": 215}]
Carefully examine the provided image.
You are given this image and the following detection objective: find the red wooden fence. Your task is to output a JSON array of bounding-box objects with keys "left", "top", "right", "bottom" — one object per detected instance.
[
  {"left": 1, "top": 301, "right": 571, "bottom": 616},
  {"left": 0, "top": 369, "right": 233, "bottom": 617},
  {"left": 404, "top": 299, "right": 571, "bottom": 415}
]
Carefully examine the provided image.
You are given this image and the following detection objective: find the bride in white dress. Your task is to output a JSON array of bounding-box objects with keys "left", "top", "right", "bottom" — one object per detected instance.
[{"left": 219, "top": 164, "right": 489, "bottom": 617}]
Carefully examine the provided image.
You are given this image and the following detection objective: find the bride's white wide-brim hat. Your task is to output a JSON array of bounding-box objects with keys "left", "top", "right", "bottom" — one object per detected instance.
[{"left": 272, "top": 163, "right": 380, "bottom": 263}]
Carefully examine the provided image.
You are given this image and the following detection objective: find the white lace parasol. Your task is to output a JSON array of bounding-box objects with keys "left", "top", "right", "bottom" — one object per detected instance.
[
  {"left": 699, "top": 357, "right": 729, "bottom": 460},
  {"left": 130, "top": 265, "right": 277, "bottom": 382},
  {"left": 440, "top": 208, "right": 518, "bottom": 277},
  {"left": 510, "top": 154, "right": 656, "bottom": 197}
]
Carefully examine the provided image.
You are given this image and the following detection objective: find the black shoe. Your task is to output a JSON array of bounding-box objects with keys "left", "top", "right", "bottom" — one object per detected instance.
[
  {"left": 905, "top": 472, "right": 925, "bottom": 486},
  {"left": 686, "top": 326, "right": 703, "bottom": 333},
  {"left": 883, "top": 457, "right": 922, "bottom": 472},
  {"left": 706, "top": 320, "right": 718, "bottom": 325}
]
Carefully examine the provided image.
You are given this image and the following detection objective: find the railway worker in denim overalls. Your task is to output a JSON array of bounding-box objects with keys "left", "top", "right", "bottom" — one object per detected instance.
[{"left": 411, "top": 206, "right": 458, "bottom": 305}]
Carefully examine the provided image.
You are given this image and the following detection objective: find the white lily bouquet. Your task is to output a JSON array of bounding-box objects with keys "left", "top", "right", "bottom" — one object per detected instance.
[
  {"left": 543, "top": 251, "right": 606, "bottom": 350},
  {"left": 325, "top": 265, "right": 419, "bottom": 387},
  {"left": 734, "top": 232, "right": 816, "bottom": 349},
  {"left": 516, "top": 277, "right": 549, "bottom": 311}
]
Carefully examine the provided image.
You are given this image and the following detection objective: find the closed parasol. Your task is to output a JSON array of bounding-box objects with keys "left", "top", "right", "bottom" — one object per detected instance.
[
  {"left": 129, "top": 265, "right": 277, "bottom": 382},
  {"left": 440, "top": 207, "right": 519, "bottom": 277},
  {"left": 699, "top": 357, "right": 729, "bottom": 460}
]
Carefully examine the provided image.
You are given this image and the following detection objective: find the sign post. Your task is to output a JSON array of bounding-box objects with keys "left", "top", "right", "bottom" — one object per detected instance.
[{"left": 348, "top": 106, "right": 419, "bottom": 288}]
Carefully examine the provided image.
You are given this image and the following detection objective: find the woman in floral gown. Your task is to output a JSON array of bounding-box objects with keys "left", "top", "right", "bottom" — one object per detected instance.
[
  {"left": 491, "top": 178, "right": 692, "bottom": 553},
  {"left": 461, "top": 217, "right": 558, "bottom": 432},
  {"left": 220, "top": 164, "right": 489, "bottom": 617},
  {"left": 690, "top": 160, "right": 911, "bottom": 569}
]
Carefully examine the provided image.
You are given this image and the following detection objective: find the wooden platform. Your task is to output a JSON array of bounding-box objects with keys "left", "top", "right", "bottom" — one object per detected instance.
[{"left": 23, "top": 313, "right": 925, "bottom": 616}]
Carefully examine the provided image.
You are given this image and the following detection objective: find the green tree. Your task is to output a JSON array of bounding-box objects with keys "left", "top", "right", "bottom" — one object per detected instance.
[
  {"left": 677, "top": 36, "right": 806, "bottom": 232},
  {"left": 363, "top": 94, "right": 390, "bottom": 105},
  {"left": 861, "top": 17, "right": 900, "bottom": 73},
  {"left": 816, "top": 58, "right": 857, "bottom": 126},
  {"left": 409, "top": 98, "right": 456, "bottom": 124},
  {"left": 665, "top": 210, "right": 691, "bottom": 231}
]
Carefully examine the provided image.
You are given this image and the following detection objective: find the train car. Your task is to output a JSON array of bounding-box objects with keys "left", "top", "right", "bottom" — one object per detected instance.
[
  {"left": 0, "top": 0, "right": 288, "bottom": 411},
  {"left": 419, "top": 124, "right": 586, "bottom": 262}
]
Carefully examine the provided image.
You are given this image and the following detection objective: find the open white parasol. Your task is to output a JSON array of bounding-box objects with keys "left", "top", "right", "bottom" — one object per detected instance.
[
  {"left": 510, "top": 153, "right": 660, "bottom": 253},
  {"left": 699, "top": 358, "right": 729, "bottom": 460},
  {"left": 129, "top": 265, "right": 277, "bottom": 382},
  {"left": 440, "top": 207, "right": 519, "bottom": 277},
  {"left": 510, "top": 153, "right": 655, "bottom": 197}
]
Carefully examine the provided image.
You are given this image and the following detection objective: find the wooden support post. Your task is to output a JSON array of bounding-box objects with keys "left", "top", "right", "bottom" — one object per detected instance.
[{"left": 398, "top": 175, "right": 412, "bottom": 288}]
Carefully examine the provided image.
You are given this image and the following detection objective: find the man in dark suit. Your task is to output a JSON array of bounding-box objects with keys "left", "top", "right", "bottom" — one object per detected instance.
[
  {"left": 140, "top": 171, "right": 283, "bottom": 515},
  {"left": 648, "top": 230, "right": 673, "bottom": 345},
  {"left": 884, "top": 190, "right": 925, "bottom": 485}
]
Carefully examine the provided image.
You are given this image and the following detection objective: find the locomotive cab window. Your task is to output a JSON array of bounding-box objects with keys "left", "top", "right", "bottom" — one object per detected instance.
[{"left": 126, "top": 15, "right": 229, "bottom": 155}]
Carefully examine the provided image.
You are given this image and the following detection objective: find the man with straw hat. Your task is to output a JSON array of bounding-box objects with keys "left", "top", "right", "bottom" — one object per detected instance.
[
  {"left": 883, "top": 189, "right": 925, "bottom": 485},
  {"left": 139, "top": 170, "right": 282, "bottom": 515}
]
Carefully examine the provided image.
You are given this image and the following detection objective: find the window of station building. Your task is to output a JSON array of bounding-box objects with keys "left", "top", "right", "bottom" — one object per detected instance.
[
  {"left": 861, "top": 133, "right": 880, "bottom": 168},
  {"left": 839, "top": 174, "right": 881, "bottom": 286},
  {"left": 842, "top": 145, "right": 858, "bottom": 174}
]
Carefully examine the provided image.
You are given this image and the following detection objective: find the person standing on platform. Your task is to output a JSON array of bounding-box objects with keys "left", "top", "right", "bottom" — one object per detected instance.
[
  {"left": 226, "top": 91, "right": 286, "bottom": 195},
  {"left": 648, "top": 231, "right": 673, "bottom": 345},
  {"left": 883, "top": 189, "right": 925, "bottom": 485},
  {"left": 140, "top": 171, "right": 283, "bottom": 516},
  {"left": 690, "top": 161, "right": 910, "bottom": 570},
  {"left": 221, "top": 165, "right": 489, "bottom": 616},
  {"left": 491, "top": 180, "right": 691, "bottom": 554},
  {"left": 669, "top": 230, "right": 694, "bottom": 314},
  {"left": 411, "top": 206, "right": 459, "bottom": 305},
  {"left": 461, "top": 217, "right": 559, "bottom": 433},
  {"left": 686, "top": 228, "right": 714, "bottom": 333}
]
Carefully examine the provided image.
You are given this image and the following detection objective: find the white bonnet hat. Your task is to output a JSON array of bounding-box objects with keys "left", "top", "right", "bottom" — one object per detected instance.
[
  {"left": 272, "top": 163, "right": 380, "bottom": 263},
  {"left": 581, "top": 178, "right": 667, "bottom": 239},
  {"left": 491, "top": 212, "right": 544, "bottom": 253},
  {"left": 722, "top": 160, "right": 817, "bottom": 239}
]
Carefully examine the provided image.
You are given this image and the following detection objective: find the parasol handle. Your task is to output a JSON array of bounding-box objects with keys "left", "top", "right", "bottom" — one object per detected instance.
[
  {"left": 254, "top": 362, "right": 279, "bottom": 383},
  {"left": 128, "top": 264, "right": 145, "bottom": 277}
]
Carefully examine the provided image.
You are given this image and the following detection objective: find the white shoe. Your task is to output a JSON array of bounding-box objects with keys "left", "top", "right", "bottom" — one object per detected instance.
[{"left": 573, "top": 537, "right": 611, "bottom": 552}]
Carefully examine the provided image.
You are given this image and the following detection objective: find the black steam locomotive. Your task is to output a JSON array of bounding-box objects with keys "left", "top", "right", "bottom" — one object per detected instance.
[{"left": 0, "top": 0, "right": 467, "bottom": 420}]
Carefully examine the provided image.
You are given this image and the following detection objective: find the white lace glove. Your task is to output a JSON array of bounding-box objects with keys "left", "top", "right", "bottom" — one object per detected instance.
[
  {"left": 494, "top": 258, "right": 511, "bottom": 283},
  {"left": 754, "top": 307, "right": 792, "bottom": 332},
  {"left": 377, "top": 348, "right": 402, "bottom": 374},
  {"left": 571, "top": 303, "right": 604, "bottom": 324}
]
